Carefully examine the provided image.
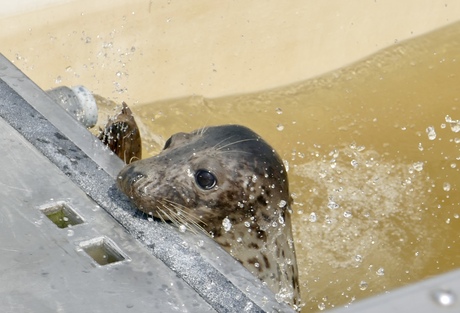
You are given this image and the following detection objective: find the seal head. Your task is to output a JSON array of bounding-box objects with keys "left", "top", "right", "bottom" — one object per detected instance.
[{"left": 117, "top": 124, "right": 300, "bottom": 308}]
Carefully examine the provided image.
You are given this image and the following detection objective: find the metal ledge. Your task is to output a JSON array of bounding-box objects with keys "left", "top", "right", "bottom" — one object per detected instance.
[{"left": 0, "top": 54, "right": 293, "bottom": 313}]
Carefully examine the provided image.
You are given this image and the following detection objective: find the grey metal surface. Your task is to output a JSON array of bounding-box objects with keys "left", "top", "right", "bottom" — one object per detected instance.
[
  {"left": 0, "top": 117, "right": 214, "bottom": 313},
  {"left": 328, "top": 269, "right": 460, "bottom": 312},
  {"left": 0, "top": 54, "right": 294, "bottom": 313}
]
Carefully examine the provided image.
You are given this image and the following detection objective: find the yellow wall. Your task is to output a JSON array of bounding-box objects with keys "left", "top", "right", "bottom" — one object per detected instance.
[{"left": 1, "top": 0, "right": 459, "bottom": 103}]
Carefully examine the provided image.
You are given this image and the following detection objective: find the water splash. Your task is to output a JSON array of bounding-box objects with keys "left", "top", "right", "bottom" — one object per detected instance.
[{"left": 426, "top": 126, "right": 437, "bottom": 140}]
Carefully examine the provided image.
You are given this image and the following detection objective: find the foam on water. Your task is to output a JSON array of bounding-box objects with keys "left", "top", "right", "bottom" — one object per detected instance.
[{"left": 293, "top": 144, "right": 431, "bottom": 265}]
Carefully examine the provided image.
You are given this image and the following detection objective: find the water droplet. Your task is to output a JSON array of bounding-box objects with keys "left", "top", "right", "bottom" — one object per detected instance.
[
  {"left": 446, "top": 115, "right": 460, "bottom": 133},
  {"left": 431, "top": 289, "right": 456, "bottom": 306},
  {"left": 318, "top": 170, "right": 327, "bottom": 179},
  {"left": 283, "top": 160, "right": 289, "bottom": 172},
  {"left": 343, "top": 211, "right": 352, "bottom": 218},
  {"left": 309, "top": 212, "right": 317, "bottom": 222},
  {"left": 178, "top": 225, "right": 187, "bottom": 233},
  {"left": 351, "top": 159, "right": 359, "bottom": 167},
  {"left": 327, "top": 198, "right": 339, "bottom": 210},
  {"left": 275, "top": 107, "right": 283, "bottom": 114},
  {"left": 55, "top": 76, "right": 62, "bottom": 84},
  {"left": 451, "top": 163, "right": 457, "bottom": 168},
  {"left": 243, "top": 301, "right": 253, "bottom": 311},
  {"left": 317, "top": 302, "right": 326, "bottom": 311},
  {"left": 254, "top": 262, "right": 260, "bottom": 268},
  {"left": 244, "top": 221, "right": 250, "bottom": 228},
  {"left": 276, "top": 124, "right": 284, "bottom": 131},
  {"left": 359, "top": 281, "right": 368, "bottom": 290},
  {"left": 278, "top": 200, "right": 287, "bottom": 208},
  {"left": 355, "top": 254, "right": 363, "bottom": 262},
  {"left": 418, "top": 142, "right": 424, "bottom": 151},
  {"left": 278, "top": 215, "right": 285, "bottom": 225},
  {"left": 330, "top": 159, "right": 337, "bottom": 168},
  {"left": 222, "top": 217, "right": 232, "bottom": 232},
  {"left": 426, "top": 126, "right": 437, "bottom": 140},
  {"left": 443, "top": 182, "right": 451, "bottom": 191},
  {"left": 376, "top": 267, "right": 385, "bottom": 276},
  {"left": 413, "top": 161, "right": 424, "bottom": 172}
]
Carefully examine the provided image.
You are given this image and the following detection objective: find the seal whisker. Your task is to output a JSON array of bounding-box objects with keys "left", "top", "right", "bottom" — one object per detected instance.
[
  {"left": 155, "top": 208, "right": 168, "bottom": 224},
  {"left": 217, "top": 150, "right": 253, "bottom": 155},
  {"left": 162, "top": 204, "right": 201, "bottom": 234},
  {"left": 158, "top": 207, "right": 183, "bottom": 229},
  {"left": 161, "top": 199, "right": 208, "bottom": 226},
  {"left": 159, "top": 199, "right": 209, "bottom": 235},
  {"left": 215, "top": 138, "right": 257, "bottom": 151},
  {"left": 197, "top": 126, "right": 208, "bottom": 137},
  {"left": 212, "top": 135, "right": 236, "bottom": 150}
]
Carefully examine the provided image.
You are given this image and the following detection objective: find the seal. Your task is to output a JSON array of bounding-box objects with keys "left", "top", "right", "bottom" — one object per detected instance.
[
  {"left": 117, "top": 124, "right": 301, "bottom": 309},
  {"left": 98, "top": 102, "right": 142, "bottom": 164}
]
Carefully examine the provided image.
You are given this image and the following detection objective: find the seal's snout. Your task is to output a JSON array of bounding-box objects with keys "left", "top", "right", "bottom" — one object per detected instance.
[{"left": 117, "top": 164, "right": 146, "bottom": 196}]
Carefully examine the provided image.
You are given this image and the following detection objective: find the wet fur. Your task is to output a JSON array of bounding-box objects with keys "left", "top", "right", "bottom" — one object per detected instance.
[{"left": 117, "top": 124, "right": 301, "bottom": 309}]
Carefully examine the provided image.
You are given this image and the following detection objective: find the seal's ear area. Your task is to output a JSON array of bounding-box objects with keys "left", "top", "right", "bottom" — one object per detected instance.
[
  {"left": 162, "top": 132, "right": 193, "bottom": 151},
  {"left": 163, "top": 136, "right": 172, "bottom": 150}
]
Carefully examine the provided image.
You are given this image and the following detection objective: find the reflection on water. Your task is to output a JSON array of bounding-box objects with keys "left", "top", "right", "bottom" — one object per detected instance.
[{"left": 95, "top": 22, "right": 460, "bottom": 311}]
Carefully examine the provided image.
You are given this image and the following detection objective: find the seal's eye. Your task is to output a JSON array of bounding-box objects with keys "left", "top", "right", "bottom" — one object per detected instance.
[
  {"left": 195, "top": 170, "right": 217, "bottom": 190},
  {"left": 163, "top": 137, "right": 172, "bottom": 150}
]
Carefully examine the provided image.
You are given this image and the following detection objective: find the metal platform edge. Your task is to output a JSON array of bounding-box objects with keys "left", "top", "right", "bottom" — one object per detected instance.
[{"left": 0, "top": 54, "right": 294, "bottom": 313}]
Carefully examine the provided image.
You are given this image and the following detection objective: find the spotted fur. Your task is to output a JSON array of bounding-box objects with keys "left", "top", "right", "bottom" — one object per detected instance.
[{"left": 117, "top": 124, "right": 301, "bottom": 309}]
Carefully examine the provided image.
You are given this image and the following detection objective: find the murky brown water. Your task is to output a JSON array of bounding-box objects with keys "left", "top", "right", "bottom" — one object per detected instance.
[
  {"left": 1, "top": 0, "right": 459, "bottom": 310},
  {"left": 93, "top": 22, "right": 460, "bottom": 312}
]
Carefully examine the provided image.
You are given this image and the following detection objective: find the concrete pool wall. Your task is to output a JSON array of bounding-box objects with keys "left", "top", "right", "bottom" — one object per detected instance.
[{"left": 1, "top": 0, "right": 460, "bottom": 103}]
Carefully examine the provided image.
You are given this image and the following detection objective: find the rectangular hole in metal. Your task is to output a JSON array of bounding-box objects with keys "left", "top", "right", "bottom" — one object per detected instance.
[
  {"left": 79, "top": 237, "right": 126, "bottom": 266},
  {"left": 40, "top": 201, "right": 84, "bottom": 229}
]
